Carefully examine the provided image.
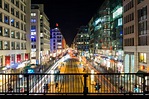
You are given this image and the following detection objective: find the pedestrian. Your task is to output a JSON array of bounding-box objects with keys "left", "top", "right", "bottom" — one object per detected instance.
[{"left": 55, "top": 82, "right": 58, "bottom": 88}]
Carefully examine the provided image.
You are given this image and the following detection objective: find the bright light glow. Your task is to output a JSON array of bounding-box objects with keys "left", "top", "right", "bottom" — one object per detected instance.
[
  {"left": 2, "top": 67, "right": 7, "bottom": 70},
  {"left": 16, "top": 63, "right": 25, "bottom": 69},
  {"left": 30, "top": 54, "right": 70, "bottom": 93},
  {"left": 95, "top": 18, "right": 101, "bottom": 25},
  {"left": 118, "top": 18, "right": 122, "bottom": 26},
  {"left": 113, "top": 7, "right": 122, "bottom": 19},
  {"left": 31, "top": 32, "right": 36, "bottom": 35},
  {"left": 30, "top": 59, "right": 36, "bottom": 64},
  {"left": 91, "top": 70, "right": 95, "bottom": 84},
  {"left": 31, "top": 36, "right": 35, "bottom": 38},
  {"left": 91, "top": 70, "right": 94, "bottom": 74},
  {"left": 19, "top": 75, "right": 23, "bottom": 78},
  {"left": 51, "top": 70, "right": 54, "bottom": 74}
]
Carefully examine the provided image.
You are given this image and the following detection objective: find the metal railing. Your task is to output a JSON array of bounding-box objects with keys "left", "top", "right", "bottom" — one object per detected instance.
[{"left": 0, "top": 73, "right": 148, "bottom": 96}]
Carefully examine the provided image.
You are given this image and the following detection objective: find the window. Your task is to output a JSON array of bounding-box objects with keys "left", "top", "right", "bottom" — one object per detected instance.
[
  {"left": 31, "top": 36, "right": 36, "bottom": 42},
  {"left": 4, "top": 41, "right": 9, "bottom": 50},
  {"left": 16, "top": 21, "right": 19, "bottom": 28},
  {"left": 16, "top": 42, "right": 20, "bottom": 49},
  {"left": 21, "top": 33, "right": 23, "bottom": 40},
  {"left": 21, "top": 43, "right": 23, "bottom": 49},
  {"left": 16, "top": 32, "right": 20, "bottom": 39},
  {"left": 31, "top": 25, "right": 36, "bottom": 31},
  {"left": 11, "top": 19, "right": 15, "bottom": 26},
  {"left": 11, "top": 31, "right": 15, "bottom": 38},
  {"left": 21, "top": 23, "right": 23, "bottom": 30},
  {"left": 16, "top": 11, "right": 19, "bottom": 18},
  {"left": 0, "top": 0, "right": 2, "bottom": 8},
  {"left": 24, "top": 43, "right": 26, "bottom": 49},
  {"left": 40, "top": 15, "right": 43, "bottom": 19},
  {"left": 21, "top": 4, "right": 23, "bottom": 11},
  {"left": 139, "top": 53, "right": 146, "bottom": 63},
  {"left": 11, "top": 8, "right": 14, "bottom": 15},
  {"left": 138, "top": 36, "right": 147, "bottom": 46},
  {"left": 24, "top": 34, "right": 26, "bottom": 40},
  {"left": 4, "top": 2, "right": 9, "bottom": 12},
  {"left": 4, "top": 28, "right": 9, "bottom": 37},
  {"left": 138, "top": 0, "right": 144, "bottom": 4},
  {"left": 4, "top": 15, "right": 9, "bottom": 24},
  {"left": 31, "top": 44, "right": 36, "bottom": 48},
  {"left": 24, "top": 24, "right": 26, "bottom": 31},
  {"left": 0, "top": 41, "right": 2, "bottom": 50},
  {"left": 16, "top": 0, "right": 19, "bottom": 8},
  {"left": 31, "top": 19, "right": 36, "bottom": 23},
  {"left": 11, "top": 42, "right": 15, "bottom": 50},
  {"left": 0, "top": 13, "right": 2, "bottom": 22},
  {"left": 21, "top": 14, "right": 23, "bottom": 20},
  {"left": 31, "top": 32, "right": 36, "bottom": 35},
  {"left": 0, "top": 27, "right": 2, "bottom": 36},
  {"left": 31, "top": 13, "right": 36, "bottom": 16},
  {"left": 11, "top": 0, "right": 14, "bottom": 4}
]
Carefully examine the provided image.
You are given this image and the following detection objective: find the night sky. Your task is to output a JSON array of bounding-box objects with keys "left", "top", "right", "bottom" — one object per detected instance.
[{"left": 31, "top": 0, "right": 104, "bottom": 46}]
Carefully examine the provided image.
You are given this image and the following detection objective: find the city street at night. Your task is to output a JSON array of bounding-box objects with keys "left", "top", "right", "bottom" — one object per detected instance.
[{"left": 0, "top": 0, "right": 149, "bottom": 98}]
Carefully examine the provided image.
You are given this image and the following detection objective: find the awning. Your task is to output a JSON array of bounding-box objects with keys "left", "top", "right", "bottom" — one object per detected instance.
[
  {"left": 136, "top": 70, "right": 147, "bottom": 77},
  {"left": 9, "top": 63, "right": 19, "bottom": 69}
]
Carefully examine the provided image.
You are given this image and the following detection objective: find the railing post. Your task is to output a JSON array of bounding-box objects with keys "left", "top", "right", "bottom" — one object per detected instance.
[
  {"left": 83, "top": 74, "right": 88, "bottom": 96},
  {"left": 24, "top": 73, "right": 29, "bottom": 95},
  {"left": 143, "top": 74, "right": 146, "bottom": 96}
]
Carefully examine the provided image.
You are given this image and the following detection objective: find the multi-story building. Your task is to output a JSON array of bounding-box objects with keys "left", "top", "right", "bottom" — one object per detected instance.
[
  {"left": 123, "top": 0, "right": 149, "bottom": 84},
  {"left": 50, "top": 23, "right": 65, "bottom": 58},
  {"left": 110, "top": 0, "right": 123, "bottom": 73},
  {"left": 0, "top": 0, "right": 31, "bottom": 73},
  {"left": 31, "top": 4, "right": 50, "bottom": 65},
  {"left": 88, "top": 0, "right": 123, "bottom": 73},
  {"left": 74, "top": 26, "right": 90, "bottom": 58}
]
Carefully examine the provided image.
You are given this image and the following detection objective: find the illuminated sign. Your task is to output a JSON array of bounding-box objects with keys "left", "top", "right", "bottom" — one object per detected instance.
[
  {"left": 28, "top": 69, "right": 34, "bottom": 73},
  {"left": 113, "top": 7, "right": 122, "bottom": 19},
  {"left": 118, "top": 18, "right": 122, "bottom": 26}
]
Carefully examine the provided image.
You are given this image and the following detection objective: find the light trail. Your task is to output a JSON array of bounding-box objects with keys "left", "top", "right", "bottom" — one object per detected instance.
[{"left": 30, "top": 54, "right": 70, "bottom": 93}]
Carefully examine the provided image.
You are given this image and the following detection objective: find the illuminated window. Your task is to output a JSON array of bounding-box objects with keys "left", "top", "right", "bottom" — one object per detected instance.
[
  {"left": 40, "top": 33, "right": 43, "bottom": 37},
  {"left": 31, "top": 32, "right": 36, "bottom": 35},
  {"left": 31, "top": 25, "right": 36, "bottom": 31},
  {"left": 31, "top": 36, "right": 36, "bottom": 42},
  {"left": 31, "top": 13, "right": 36, "bottom": 16},
  {"left": 11, "top": 18, "right": 15, "bottom": 26},
  {"left": 40, "top": 15, "right": 43, "bottom": 19},
  {"left": 31, "top": 18, "right": 36, "bottom": 23},
  {"left": 139, "top": 53, "right": 146, "bottom": 63}
]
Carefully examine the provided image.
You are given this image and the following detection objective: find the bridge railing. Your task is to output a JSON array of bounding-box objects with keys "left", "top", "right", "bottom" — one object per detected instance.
[{"left": 0, "top": 73, "right": 148, "bottom": 95}]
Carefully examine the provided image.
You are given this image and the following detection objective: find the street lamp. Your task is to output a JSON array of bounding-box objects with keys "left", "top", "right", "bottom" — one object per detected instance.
[{"left": 19, "top": 74, "right": 24, "bottom": 86}]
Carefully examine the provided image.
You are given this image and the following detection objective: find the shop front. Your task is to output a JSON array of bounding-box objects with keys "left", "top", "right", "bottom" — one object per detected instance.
[{"left": 17, "top": 54, "right": 21, "bottom": 63}]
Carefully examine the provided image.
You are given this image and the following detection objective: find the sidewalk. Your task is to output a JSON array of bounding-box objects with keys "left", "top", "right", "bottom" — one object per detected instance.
[{"left": 87, "top": 59, "right": 135, "bottom": 92}]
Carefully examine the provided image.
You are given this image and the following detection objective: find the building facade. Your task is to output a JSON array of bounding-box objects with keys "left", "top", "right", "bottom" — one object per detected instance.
[
  {"left": 75, "top": 26, "right": 90, "bottom": 58},
  {"left": 88, "top": 0, "right": 123, "bottom": 73},
  {"left": 0, "top": 0, "right": 31, "bottom": 73},
  {"left": 123, "top": 0, "right": 149, "bottom": 85},
  {"left": 31, "top": 4, "right": 50, "bottom": 65},
  {"left": 50, "top": 24, "right": 64, "bottom": 58}
]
